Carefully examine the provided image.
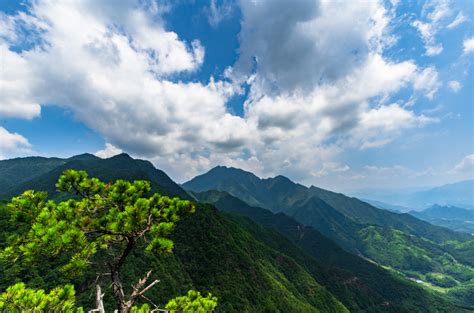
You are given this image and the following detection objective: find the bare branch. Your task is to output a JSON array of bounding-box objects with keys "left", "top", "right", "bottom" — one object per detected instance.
[
  {"left": 125, "top": 270, "right": 160, "bottom": 309},
  {"left": 93, "top": 284, "right": 105, "bottom": 313},
  {"left": 137, "top": 279, "right": 160, "bottom": 297}
]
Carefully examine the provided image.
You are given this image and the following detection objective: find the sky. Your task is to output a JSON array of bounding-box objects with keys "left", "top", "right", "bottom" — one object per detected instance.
[{"left": 0, "top": 0, "right": 473, "bottom": 191}]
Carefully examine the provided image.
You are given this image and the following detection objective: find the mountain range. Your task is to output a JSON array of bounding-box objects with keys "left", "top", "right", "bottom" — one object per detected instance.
[
  {"left": 0, "top": 154, "right": 473, "bottom": 311},
  {"left": 351, "top": 180, "right": 474, "bottom": 211},
  {"left": 410, "top": 205, "right": 474, "bottom": 234},
  {"left": 183, "top": 165, "right": 474, "bottom": 307}
]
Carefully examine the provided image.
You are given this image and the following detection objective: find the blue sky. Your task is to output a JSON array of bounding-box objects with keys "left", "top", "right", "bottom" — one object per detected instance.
[{"left": 0, "top": 0, "right": 473, "bottom": 191}]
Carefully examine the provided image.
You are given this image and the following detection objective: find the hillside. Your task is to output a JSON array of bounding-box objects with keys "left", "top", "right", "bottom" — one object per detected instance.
[
  {"left": 183, "top": 166, "right": 471, "bottom": 244},
  {"left": 184, "top": 166, "right": 474, "bottom": 307},
  {"left": 0, "top": 156, "right": 347, "bottom": 312},
  {"left": 0, "top": 202, "right": 349, "bottom": 312},
  {"left": 0, "top": 154, "right": 468, "bottom": 311},
  {"left": 194, "top": 190, "right": 464, "bottom": 312},
  {"left": 0, "top": 156, "right": 66, "bottom": 191},
  {"left": 0, "top": 153, "right": 189, "bottom": 201}
]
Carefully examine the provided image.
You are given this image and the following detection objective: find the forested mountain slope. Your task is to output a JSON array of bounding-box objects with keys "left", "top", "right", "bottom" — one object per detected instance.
[
  {"left": 0, "top": 155, "right": 471, "bottom": 311},
  {"left": 184, "top": 166, "right": 474, "bottom": 307}
]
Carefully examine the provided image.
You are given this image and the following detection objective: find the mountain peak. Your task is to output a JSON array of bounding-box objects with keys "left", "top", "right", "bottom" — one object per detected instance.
[
  {"left": 69, "top": 153, "right": 99, "bottom": 161},
  {"left": 204, "top": 165, "right": 260, "bottom": 180},
  {"left": 109, "top": 152, "right": 133, "bottom": 160},
  {"left": 271, "top": 174, "right": 293, "bottom": 183}
]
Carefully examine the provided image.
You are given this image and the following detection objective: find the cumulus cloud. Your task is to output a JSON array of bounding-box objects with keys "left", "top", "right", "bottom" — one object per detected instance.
[
  {"left": 411, "top": 20, "right": 443, "bottom": 56},
  {"left": 234, "top": 0, "right": 393, "bottom": 94},
  {"left": 0, "top": 0, "right": 243, "bottom": 173},
  {"left": 0, "top": 0, "right": 442, "bottom": 182},
  {"left": 226, "top": 0, "right": 439, "bottom": 179},
  {"left": 95, "top": 143, "right": 123, "bottom": 159},
  {"left": 0, "top": 44, "right": 41, "bottom": 119},
  {"left": 463, "top": 37, "right": 474, "bottom": 54},
  {"left": 353, "top": 103, "right": 437, "bottom": 149},
  {"left": 447, "top": 80, "right": 462, "bottom": 92},
  {"left": 0, "top": 127, "right": 32, "bottom": 159}
]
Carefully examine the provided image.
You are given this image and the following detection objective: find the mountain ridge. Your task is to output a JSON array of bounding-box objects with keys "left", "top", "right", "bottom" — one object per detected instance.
[
  {"left": 184, "top": 165, "right": 474, "bottom": 307},
  {"left": 1, "top": 155, "right": 473, "bottom": 310}
]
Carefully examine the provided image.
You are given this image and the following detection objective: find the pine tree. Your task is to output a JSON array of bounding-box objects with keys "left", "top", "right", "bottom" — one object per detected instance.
[{"left": 1, "top": 170, "right": 217, "bottom": 312}]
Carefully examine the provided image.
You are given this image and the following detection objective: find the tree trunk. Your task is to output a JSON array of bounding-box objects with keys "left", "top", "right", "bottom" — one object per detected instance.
[
  {"left": 111, "top": 268, "right": 128, "bottom": 313},
  {"left": 110, "top": 237, "right": 136, "bottom": 313}
]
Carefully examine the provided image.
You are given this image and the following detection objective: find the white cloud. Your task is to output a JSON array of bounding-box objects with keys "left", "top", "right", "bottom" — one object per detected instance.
[
  {"left": 354, "top": 103, "right": 437, "bottom": 149},
  {"left": 311, "top": 163, "right": 350, "bottom": 178},
  {"left": 95, "top": 143, "right": 123, "bottom": 159},
  {"left": 0, "top": 0, "right": 442, "bottom": 182},
  {"left": 447, "top": 11, "right": 467, "bottom": 29},
  {"left": 413, "top": 66, "right": 441, "bottom": 99},
  {"left": 452, "top": 154, "right": 474, "bottom": 173},
  {"left": 0, "top": 44, "right": 41, "bottom": 119},
  {"left": 463, "top": 37, "right": 474, "bottom": 55},
  {"left": 0, "top": 0, "right": 243, "bottom": 173},
  {"left": 0, "top": 127, "right": 32, "bottom": 159},
  {"left": 411, "top": 0, "right": 454, "bottom": 56},
  {"left": 411, "top": 20, "right": 443, "bottom": 56},
  {"left": 447, "top": 80, "right": 462, "bottom": 92},
  {"left": 234, "top": 0, "right": 394, "bottom": 94}
]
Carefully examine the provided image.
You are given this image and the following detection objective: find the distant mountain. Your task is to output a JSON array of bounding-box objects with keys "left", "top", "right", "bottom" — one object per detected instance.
[
  {"left": 184, "top": 166, "right": 471, "bottom": 245},
  {"left": 362, "top": 199, "right": 410, "bottom": 212},
  {"left": 410, "top": 205, "right": 474, "bottom": 233},
  {"left": 350, "top": 180, "right": 474, "bottom": 211},
  {"left": 409, "top": 180, "right": 474, "bottom": 210},
  {"left": 184, "top": 166, "right": 474, "bottom": 307}
]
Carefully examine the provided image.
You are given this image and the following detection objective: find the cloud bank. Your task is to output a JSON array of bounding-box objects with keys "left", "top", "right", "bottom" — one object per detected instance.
[{"left": 0, "top": 0, "right": 443, "bottom": 182}]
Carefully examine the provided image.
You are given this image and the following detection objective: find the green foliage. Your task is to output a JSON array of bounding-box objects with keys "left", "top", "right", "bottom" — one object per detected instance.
[
  {"left": 130, "top": 303, "right": 150, "bottom": 313},
  {"left": 167, "top": 204, "right": 348, "bottom": 312},
  {"left": 184, "top": 167, "right": 474, "bottom": 307},
  {"left": 358, "top": 225, "right": 474, "bottom": 306},
  {"left": 0, "top": 282, "right": 83, "bottom": 312},
  {"left": 1, "top": 170, "right": 197, "bottom": 312},
  {"left": 1, "top": 169, "right": 195, "bottom": 277},
  {"left": 196, "top": 190, "right": 465, "bottom": 312},
  {"left": 426, "top": 273, "right": 458, "bottom": 288},
  {"left": 0, "top": 157, "right": 66, "bottom": 193},
  {"left": 166, "top": 290, "right": 218, "bottom": 312},
  {"left": 1, "top": 155, "right": 471, "bottom": 312},
  {"left": 0, "top": 161, "right": 347, "bottom": 312},
  {"left": 0, "top": 153, "right": 190, "bottom": 201}
]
